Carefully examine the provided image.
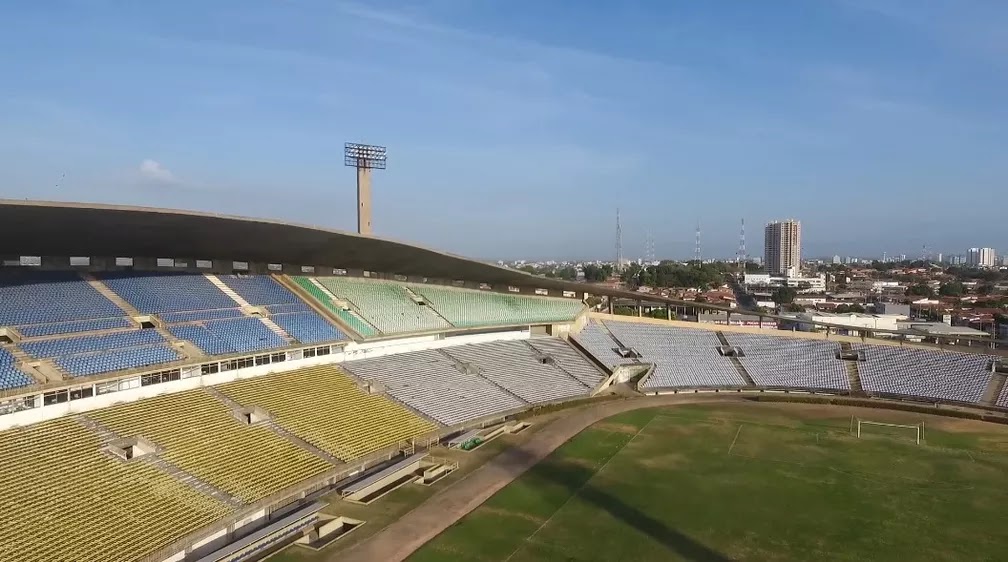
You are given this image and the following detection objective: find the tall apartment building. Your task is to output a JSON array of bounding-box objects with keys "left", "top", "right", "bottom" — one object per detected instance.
[
  {"left": 967, "top": 247, "right": 997, "bottom": 268},
  {"left": 764, "top": 220, "right": 801, "bottom": 277}
]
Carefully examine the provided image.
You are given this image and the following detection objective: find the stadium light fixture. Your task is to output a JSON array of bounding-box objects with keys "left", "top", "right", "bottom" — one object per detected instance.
[{"left": 344, "top": 142, "right": 387, "bottom": 235}]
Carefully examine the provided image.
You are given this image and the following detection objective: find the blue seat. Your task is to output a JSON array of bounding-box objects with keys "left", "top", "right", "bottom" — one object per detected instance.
[
  {"left": 21, "top": 330, "right": 165, "bottom": 359},
  {"left": 272, "top": 311, "right": 347, "bottom": 344},
  {"left": 55, "top": 345, "right": 181, "bottom": 377},
  {"left": 170, "top": 317, "right": 286, "bottom": 356},
  {"left": 160, "top": 308, "right": 245, "bottom": 324},
  {"left": 98, "top": 272, "right": 236, "bottom": 313},
  {"left": 0, "top": 270, "right": 124, "bottom": 326},
  {"left": 0, "top": 348, "right": 35, "bottom": 390},
  {"left": 18, "top": 317, "right": 132, "bottom": 338},
  {"left": 218, "top": 275, "right": 301, "bottom": 306}
]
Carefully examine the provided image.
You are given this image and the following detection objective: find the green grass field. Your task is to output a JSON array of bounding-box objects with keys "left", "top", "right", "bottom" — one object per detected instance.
[{"left": 409, "top": 403, "right": 1008, "bottom": 562}]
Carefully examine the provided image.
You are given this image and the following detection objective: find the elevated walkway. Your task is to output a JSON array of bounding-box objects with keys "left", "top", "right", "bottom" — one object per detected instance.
[{"left": 339, "top": 452, "right": 427, "bottom": 503}]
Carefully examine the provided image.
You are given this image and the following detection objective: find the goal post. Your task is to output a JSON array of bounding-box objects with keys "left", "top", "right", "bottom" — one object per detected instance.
[{"left": 854, "top": 418, "right": 924, "bottom": 444}]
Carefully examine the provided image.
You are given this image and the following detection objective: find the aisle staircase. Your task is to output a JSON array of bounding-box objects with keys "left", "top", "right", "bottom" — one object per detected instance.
[
  {"left": 436, "top": 348, "right": 528, "bottom": 406},
  {"left": 840, "top": 342, "right": 865, "bottom": 395},
  {"left": 981, "top": 373, "right": 1007, "bottom": 407},
  {"left": 204, "top": 387, "right": 341, "bottom": 465}
]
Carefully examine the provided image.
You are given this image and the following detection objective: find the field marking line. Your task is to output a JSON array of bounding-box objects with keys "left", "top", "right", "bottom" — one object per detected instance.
[
  {"left": 502, "top": 415, "right": 658, "bottom": 562},
  {"left": 727, "top": 424, "right": 743, "bottom": 455}
]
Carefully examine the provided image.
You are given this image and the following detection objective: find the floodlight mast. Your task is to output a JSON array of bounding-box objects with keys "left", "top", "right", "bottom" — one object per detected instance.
[{"left": 344, "top": 142, "right": 387, "bottom": 235}]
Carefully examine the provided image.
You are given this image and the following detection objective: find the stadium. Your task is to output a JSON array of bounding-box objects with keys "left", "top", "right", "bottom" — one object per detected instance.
[{"left": 1, "top": 199, "right": 1008, "bottom": 562}]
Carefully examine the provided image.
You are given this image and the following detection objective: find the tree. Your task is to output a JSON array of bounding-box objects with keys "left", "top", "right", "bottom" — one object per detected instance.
[
  {"left": 835, "top": 304, "right": 866, "bottom": 314},
  {"left": 939, "top": 281, "right": 965, "bottom": 297},
  {"left": 785, "top": 303, "right": 806, "bottom": 313},
  {"left": 771, "top": 287, "right": 798, "bottom": 305},
  {"left": 582, "top": 264, "right": 613, "bottom": 283},
  {"left": 906, "top": 283, "right": 934, "bottom": 298}
]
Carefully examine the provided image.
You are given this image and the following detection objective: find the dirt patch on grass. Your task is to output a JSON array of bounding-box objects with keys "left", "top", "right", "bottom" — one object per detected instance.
[
  {"left": 478, "top": 505, "right": 545, "bottom": 524},
  {"left": 593, "top": 422, "right": 642, "bottom": 435},
  {"left": 637, "top": 452, "right": 687, "bottom": 469},
  {"left": 925, "top": 417, "right": 1008, "bottom": 434}
]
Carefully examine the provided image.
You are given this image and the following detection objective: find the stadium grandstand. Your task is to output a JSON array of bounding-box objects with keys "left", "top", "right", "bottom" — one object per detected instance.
[{"left": 1, "top": 200, "right": 1007, "bottom": 562}]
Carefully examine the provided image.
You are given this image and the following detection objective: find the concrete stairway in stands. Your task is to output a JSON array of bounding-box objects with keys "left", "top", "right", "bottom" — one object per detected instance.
[
  {"left": 82, "top": 273, "right": 142, "bottom": 317},
  {"left": 840, "top": 342, "right": 865, "bottom": 395},
  {"left": 75, "top": 412, "right": 244, "bottom": 507},
  {"left": 981, "top": 372, "right": 1007, "bottom": 406},
  {"left": 716, "top": 332, "right": 755, "bottom": 386},
  {"left": 436, "top": 348, "right": 529, "bottom": 406},
  {"left": 204, "top": 387, "right": 341, "bottom": 465},
  {"left": 204, "top": 274, "right": 296, "bottom": 345}
]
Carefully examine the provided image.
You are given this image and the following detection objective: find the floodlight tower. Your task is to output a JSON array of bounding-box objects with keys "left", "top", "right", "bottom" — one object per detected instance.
[{"left": 344, "top": 142, "right": 387, "bottom": 235}]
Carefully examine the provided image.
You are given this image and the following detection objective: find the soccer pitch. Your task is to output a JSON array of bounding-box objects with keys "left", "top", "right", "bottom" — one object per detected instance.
[{"left": 408, "top": 403, "right": 1008, "bottom": 562}]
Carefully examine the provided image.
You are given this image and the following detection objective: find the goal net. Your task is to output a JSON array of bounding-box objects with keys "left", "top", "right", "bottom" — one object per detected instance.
[{"left": 852, "top": 418, "right": 924, "bottom": 444}]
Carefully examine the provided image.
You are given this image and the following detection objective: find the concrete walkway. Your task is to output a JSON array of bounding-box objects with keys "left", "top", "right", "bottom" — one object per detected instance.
[{"left": 335, "top": 394, "right": 737, "bottom": 562}]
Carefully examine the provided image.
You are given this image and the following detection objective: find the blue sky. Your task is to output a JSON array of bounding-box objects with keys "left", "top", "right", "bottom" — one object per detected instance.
[{"left": 1, "top": 1, "right": 1005, "bottom": 261}]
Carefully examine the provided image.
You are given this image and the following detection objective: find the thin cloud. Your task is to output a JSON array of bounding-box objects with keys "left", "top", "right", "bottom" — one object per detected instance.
[{"left": 138, "top": 159, "right": 176, "bottom": 184}]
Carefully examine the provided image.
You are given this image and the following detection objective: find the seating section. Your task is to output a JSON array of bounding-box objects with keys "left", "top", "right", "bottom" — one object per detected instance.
[
  {"left": 266, "top": 302, "right": 312, "bottom": 314},
  {"left": 0, "top": 270, "right": 128, "bottom": 336},
  {"left": 603, "top": 321, "right": 746, "bottom": 389},
  {"left": 0, "top": 418, "right": 229, "bottom": 562},
  {"left": 410, "top": 284, "right": 584, "bottom": 328},
  {"left": 89, "top": 390, "right": 332, "bottom": 503},
  {"left": 316, "top": 277, "right": 451, "bottom": 334},
  {"left": 57, "top": 345, "right": 181, "bottom": 377},
  {"left": 0, "top": 348, "right": 35, "bottom": 390},
  {"left": 99, "top": 272, "right": 236, "bottom": 313},
  {"left": 17, "top": 316, "right": 132, "bottom": 338},
  {"left": 169, "top": 317, "right": 286, "bottom": 356},
  {"left": 21, "top": 330, "right": 165, "bottom": 358},
  {"left": 571, "top": 321, "right": 632, "bottom": 367},
  {"left": 344, "top": 349, "right": 526, "bottom": 426},
  {"left": 271, "top": 312, "right": 346, "bottom": 344},
  {"left": 997, "top": 381, "right": 1008, "bottom": 408},
  {"left": 217, "top": 274, "right": 301, "bottom": 306},
  {"left": 220, "top": 365, "right": 437, "bottom": 461},
  {"left": 724, "top": 333, "right": 849, "bottom": 391},
  {"left": 852, "top": 344, "right": 992, "bottom": 403},
  {"left": 444, "top": 341, "right": 591, "bottom": 404},
  {"left": 526, "top": 338, "right": 607, "bottom": 388},
  {"left": 160, "top": 308, "right": 245, "bottom": 324},
  {"left": 20, "top": 329, "right": 181, "bottom": 377},
  {"left": 291, "top": 276, "right": 377, "bottom": 337}
]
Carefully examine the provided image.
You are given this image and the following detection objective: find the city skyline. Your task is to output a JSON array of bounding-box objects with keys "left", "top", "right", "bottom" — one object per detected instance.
[{"left": 1, "top": 1, "right": 1006, "bottom": 260}]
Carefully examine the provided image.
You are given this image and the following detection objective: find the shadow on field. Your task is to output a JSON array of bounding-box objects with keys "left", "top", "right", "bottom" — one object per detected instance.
[{"left": 498, "top": 445, "right": 734, "bottom": 562}]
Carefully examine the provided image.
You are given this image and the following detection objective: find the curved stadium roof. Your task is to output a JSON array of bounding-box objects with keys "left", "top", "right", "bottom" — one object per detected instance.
[{"left": 0, "top": 199, "right": 588, "bottom": 291}]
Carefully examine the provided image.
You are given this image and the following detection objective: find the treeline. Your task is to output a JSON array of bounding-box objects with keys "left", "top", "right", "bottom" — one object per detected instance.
[{"left": 622, "top": 262, "right": 729, "bottom": 290}]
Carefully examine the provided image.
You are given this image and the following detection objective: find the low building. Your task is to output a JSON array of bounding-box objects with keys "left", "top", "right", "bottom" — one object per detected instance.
[
  {"left": 697, "top": 312, "right": 774, "bottom": 327},
  {"left": 874, "top": 303, "right": 911, "bottom": 317},
  {"left": 743, "top": 273, "right": 826, "bottom": 293},
  {"left": 788, "top": 312, "right": 906, "bottom": 334}
]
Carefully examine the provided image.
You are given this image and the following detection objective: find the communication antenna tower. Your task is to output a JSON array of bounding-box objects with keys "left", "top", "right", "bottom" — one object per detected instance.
[
  {"left": 344, "top": 142, "right": 387, "bottom": 235},
  {"left": 616, "top": 208, "right": 623, "bottom": 271},
  {"left": 736, "top": 218, "right": 747, "bottom": 267},
  {"left": 694, "top": 220, "right": 702, "bottom": 265},
  {"left": 645, "top": 230, "right": 655, "bottom": 264}
]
